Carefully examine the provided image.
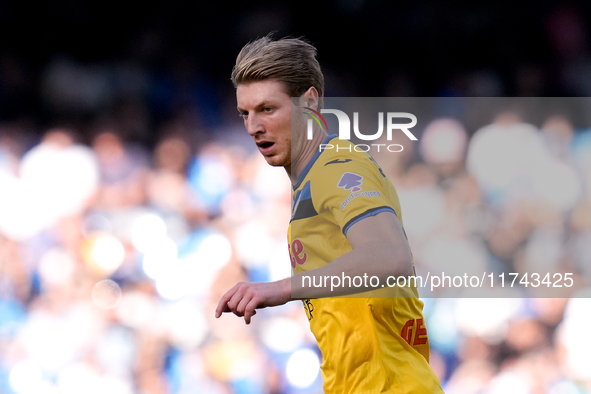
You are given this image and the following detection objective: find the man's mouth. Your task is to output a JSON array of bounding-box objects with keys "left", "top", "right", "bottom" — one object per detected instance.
[
  {"left": 258, "top": 142, "right": 274, "bottom": 149},
  {"left": 257, "top": 141, "right": 275, "bottom": 154}
]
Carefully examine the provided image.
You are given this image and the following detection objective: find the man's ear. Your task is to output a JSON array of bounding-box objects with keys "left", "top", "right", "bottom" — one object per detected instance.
[{"left": 302, "top": 87, "right": 319, "bottom": 110}]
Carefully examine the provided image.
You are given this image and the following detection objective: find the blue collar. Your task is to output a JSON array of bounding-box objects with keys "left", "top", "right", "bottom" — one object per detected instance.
[{"left": 292, "top": 134, "right": 338, "bottom": 190}]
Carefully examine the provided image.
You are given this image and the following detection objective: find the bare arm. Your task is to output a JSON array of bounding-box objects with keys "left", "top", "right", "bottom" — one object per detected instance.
[
  {"left": 215, "top": 211, "right": 414, "bottom": 323},
  {"left": 291, "top": 210, "right": 414, "bottom": 298}
]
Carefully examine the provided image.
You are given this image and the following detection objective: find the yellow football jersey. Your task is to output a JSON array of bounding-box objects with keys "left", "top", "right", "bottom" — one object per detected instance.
[{"left": 288, "top": 135, "right": 444, "bottom": 394}]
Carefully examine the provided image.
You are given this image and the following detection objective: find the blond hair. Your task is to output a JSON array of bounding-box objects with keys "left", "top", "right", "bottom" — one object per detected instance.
[{"left": 231, "top": 35, "right": 324, "bottom": 106}]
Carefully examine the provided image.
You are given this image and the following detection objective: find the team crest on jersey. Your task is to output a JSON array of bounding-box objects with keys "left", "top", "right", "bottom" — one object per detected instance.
[{"left": 337, "top": 172, "right": 363, "bottom": 193}]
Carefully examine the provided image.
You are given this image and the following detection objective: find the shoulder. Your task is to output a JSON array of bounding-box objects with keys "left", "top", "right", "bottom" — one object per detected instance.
[
  {"left": 308, "top": 148, "right": 387, "bottom": 206},
  {"left": 314, "top": 144, "right": 383, "bottom": 184},
  {"left": 297, "top": 137, "right": 387, "bottom": 197}
]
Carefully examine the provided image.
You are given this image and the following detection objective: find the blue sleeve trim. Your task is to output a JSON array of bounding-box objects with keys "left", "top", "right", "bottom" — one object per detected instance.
[{"left": 342, "top": 206, "right": 397, "bottom": 236}]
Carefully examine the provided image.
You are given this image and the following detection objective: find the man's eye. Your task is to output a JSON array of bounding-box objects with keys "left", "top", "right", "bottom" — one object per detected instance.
[
  {"left": 239, "top": 112, "right": 248, "bottom": 118},
  {"left": 264, "top": 107, "right": 273, "bottom": 113}
]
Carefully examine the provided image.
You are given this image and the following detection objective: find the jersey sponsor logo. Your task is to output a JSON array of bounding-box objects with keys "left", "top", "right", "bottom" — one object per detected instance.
[
  {"left": 325, "top": 158, "right": 352, "bottom": 166},
  {"left": 289, "top": 238, "right": 308, "bottom": 268},
  {"left": 401, "top": 318, "right": 428, "bottom": 346},
  {"left": 337, "top": 172, "right": 363, "bottom": 193},
  {"left": 340, "top": 190, "right": 382, "bottom": 210}
]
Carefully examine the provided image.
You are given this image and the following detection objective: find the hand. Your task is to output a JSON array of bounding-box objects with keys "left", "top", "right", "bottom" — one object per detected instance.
[{"left": 215, "top": 278, "right": 291, "bottom": 324}]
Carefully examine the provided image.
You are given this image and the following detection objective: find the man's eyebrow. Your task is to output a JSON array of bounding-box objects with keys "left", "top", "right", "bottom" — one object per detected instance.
[
  {"left": 237, "top": 101, "right": 274, "bottom": 113},
  {"left": 257, "top": 100, "right": 273, "bottom": 107}
]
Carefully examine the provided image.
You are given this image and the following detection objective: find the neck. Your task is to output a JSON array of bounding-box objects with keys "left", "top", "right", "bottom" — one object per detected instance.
[{"left": 288, "top": 130, "right": 329, "bottom": 186}]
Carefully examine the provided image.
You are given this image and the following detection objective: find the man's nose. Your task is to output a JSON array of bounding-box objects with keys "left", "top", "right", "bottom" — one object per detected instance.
[{"left": 245, "top": 114, "right": 264, "bottom": 136}]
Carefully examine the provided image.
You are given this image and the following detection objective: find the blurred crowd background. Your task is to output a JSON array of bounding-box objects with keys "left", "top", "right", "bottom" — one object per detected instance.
[{"left": 1, "top": 1, "right": 591, "bottom": 393}]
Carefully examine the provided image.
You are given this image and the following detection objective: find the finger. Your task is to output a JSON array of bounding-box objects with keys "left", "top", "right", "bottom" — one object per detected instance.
[
  {"left": 226, "top": 286, "right": 248, "bottom": 314},
  {"left": 215, "top": 284, "right": 241, "bottom": 318},
  {"left": 236, "top": 290, "right": 254, "bottom": 316},
  {"left": 244, "top": 296, "right": 261, "bottom": 325}
]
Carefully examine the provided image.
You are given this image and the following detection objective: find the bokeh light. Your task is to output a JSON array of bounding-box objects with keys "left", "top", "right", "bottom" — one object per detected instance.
[
  {"left": 164, "top": 300, "right": 209, "bottom": 350},
  {"left": 91, "top": 279, "right": 123, "bottom": 310},
  {"left": 90, "top": 234, "right": 126, "bottom": 273},
  {"left": 285, "top": 348, "right": 320, "bottom": 389},
  {"left": 131, "top": 212, "right": 168, "bottom": 253},
  {"left": 141, "top": 235, "right": 178, "bottom": 280},
  {"left": 260, "top": 317, "right": 305, "bottom": 353},
  {"left": 9, "top": 359, "right": 45, "bottom": 394}
]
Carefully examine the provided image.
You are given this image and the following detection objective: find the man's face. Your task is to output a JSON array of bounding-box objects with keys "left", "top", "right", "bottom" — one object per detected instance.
[{"left": 236, "top": 80, "right": 295, "bottom": 168}]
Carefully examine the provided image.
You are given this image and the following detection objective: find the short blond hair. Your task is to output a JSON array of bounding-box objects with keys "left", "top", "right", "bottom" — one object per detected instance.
[{"left": 231, "top": 35, "right": 324, "bottom": 106}]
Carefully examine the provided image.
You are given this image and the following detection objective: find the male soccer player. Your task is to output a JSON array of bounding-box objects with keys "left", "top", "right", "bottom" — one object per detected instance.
[{"left": 215, "top": 36, "right": 444, "bottom": 393}]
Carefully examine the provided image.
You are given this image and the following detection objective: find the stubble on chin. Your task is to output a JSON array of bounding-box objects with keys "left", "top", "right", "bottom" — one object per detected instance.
[{"left": 262, "top": 152, "right": 287, "bottom": 168}]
